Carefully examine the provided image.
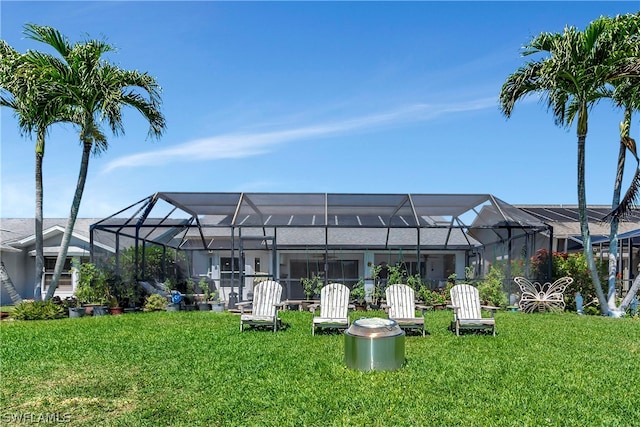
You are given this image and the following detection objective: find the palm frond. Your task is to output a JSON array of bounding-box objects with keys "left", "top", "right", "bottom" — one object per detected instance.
[
  {"left": 604, "top": 166, "right": 640, "bottom": 222},
  {"left": 499, "top": 61, "right": 546, "bottom": 117},
  {"left": 23, "top": 24, "right": 72, "bottom": 59}
]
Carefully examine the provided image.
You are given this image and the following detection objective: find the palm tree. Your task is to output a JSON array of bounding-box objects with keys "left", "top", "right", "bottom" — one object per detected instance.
[
  {"left": 0, "top": 40, "right": 72, "bottom": 300},
  {"left": 499, "top": 17, "right": 640, "bottom": 316},
  {"left": 607, "top": 103, "right": 639, "bottom": 313},
  {"left": 16, "top": 24, "right": 166, "bottom": 300},
  {"left": 600, "top": 14, "right": 640, "bottom": 313}
]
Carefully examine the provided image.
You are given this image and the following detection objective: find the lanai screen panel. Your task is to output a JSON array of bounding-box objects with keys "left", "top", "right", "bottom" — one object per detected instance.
[
  {"left": 92, "top": 192, "right": 550, "bottom": 251},
  {"left": 159, "top": 192, "right": 241, "bottom": 217},
  {"left": 467, "top": 200, "right": 549, "bottom": 246},
  {"left": 411, "top": 194, "right": 490, "bottom": 226},
  {"left": 326, "top": 193, "right": 419, "bottom": 227},
  {"left": 234, "top": 193, "right": 327, "bottom": 227}
]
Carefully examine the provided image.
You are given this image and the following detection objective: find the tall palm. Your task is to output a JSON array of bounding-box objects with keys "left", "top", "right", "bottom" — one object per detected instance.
[
  {"left": 604, "top": 80, "right": 640, "bottom": 313},
  {"left": 499, "top": 19, "right": 638, "bottom": 316},
  {"left": 601, "top": 14, "right": 640, "bottom": 313},
  {"left": 0, "top": 40, "right": 71, "bottom": 300},
  {"left": 18, "top": 24, "right": 166, "bottom": 300}
]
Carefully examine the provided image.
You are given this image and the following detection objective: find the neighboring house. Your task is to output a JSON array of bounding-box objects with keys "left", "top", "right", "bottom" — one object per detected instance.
[
  {"left": 516, "top": 205, "right": 640, "bottom": 294},
  {"left": 0, "top": 219, "right": 99, "bottom": 304}
]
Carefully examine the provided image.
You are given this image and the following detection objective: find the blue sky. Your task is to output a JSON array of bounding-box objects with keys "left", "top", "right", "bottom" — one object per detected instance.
[{"left": 1, "top": 1, "right": 639, "bottom": 219}]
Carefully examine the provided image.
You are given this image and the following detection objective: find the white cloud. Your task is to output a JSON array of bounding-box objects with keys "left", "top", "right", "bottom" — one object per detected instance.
[{"left": 103, "top": 97, "right": 496, "bottom": 173}]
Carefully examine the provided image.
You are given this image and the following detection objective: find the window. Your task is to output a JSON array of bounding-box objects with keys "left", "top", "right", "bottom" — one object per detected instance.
[
  {"left": 220, "top": 257, "right": 240, "bottom": 287},
  {"left": 43, "top": 257, "right": 87, "bottom": 292},
  {"left": 290, "top": 259, "right": 359, "bottom": 287}
]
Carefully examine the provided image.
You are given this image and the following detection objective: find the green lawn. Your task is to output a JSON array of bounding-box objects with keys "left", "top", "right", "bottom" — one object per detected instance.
[{"left": 1, "top": 309, "right": 638, "bottom": 426}]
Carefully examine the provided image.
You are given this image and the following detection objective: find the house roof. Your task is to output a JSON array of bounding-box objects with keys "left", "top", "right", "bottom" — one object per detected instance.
[
  {"left": 0, "top": 218, "right": 101, "bottom": 252},
  {"left": 514, "top": 205, "right": 640, "bottom": 240},
  {"left": 515, "top": 205, "right": 640, "bottom": 223}
]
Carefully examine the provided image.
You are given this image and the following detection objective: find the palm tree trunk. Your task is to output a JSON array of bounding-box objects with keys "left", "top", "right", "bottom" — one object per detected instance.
[
  {"left": 1, "top": 261, "right": 23, "bottom": 305},
  {"left": 607, "top": 136, "right": 625, "bottom": 310},
  {"left": 576, "top": 111, "right": 608, "bottom": 315},
  {"left": 617, "top": 109, "right": 640, "bottom": 313},
  {"left": 45, "top": 142, "right": 91, "bottom": 300},
  {"left": 34, "top": 128, "right": 45, "bottom": 300},
  {"left": 620, "top": 274, "right": 640, "bottom": 310}
]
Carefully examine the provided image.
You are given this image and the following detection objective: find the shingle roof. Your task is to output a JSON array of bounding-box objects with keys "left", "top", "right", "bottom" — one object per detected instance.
[
  {"left": 514, "top": 205, "right": 640, "bottom": 238},
  {"left": 515, "top": 205, "right": 640, "bottom": 223},
  {"left": 0, "top": 218, "right": 101, "bottom": 250}
]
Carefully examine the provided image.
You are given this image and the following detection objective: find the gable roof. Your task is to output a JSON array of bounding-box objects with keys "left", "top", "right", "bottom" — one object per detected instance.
[{"left": 0, "top": 218, "right": 101, "bottom": 252}]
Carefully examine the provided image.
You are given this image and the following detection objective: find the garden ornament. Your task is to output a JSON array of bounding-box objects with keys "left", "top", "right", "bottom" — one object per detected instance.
[{"left": 171, "top": 291, "right": 183, "bottom": 304}]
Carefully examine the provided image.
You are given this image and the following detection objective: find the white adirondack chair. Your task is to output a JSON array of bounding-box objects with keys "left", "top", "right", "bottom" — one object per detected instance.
[
  {"left": 237, "top": 280, "right": 283, "bottom": 332},
  {"left": 385, "top": 284, "right": 427, "bottom": 336},
  {"left": 449, "top": 284, "right": 497, "bottom": 336},
  {"left": 309, "top": 283, "right": 351, "bottom": 335}
]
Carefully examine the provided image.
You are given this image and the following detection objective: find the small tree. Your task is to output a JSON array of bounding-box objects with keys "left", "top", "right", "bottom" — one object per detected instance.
[{"left": 478, "top": 266, "right": 508, "bottom": 308}]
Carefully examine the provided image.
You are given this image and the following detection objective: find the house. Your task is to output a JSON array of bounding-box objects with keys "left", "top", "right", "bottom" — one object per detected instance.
[
  {"left": 4, "top": 197, "right": 639, "bottom": 305},
  {"left": 515, "top": 205, "right": 640, "bottom": 294},
  {"left": 0, "top": 218, "right": 98, "bottom": 304}
]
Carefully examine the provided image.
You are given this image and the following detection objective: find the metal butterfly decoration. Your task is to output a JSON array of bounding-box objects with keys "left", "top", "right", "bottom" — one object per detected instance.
[{"left": 513, "top": 276, "right": 574, "bottom": 313}]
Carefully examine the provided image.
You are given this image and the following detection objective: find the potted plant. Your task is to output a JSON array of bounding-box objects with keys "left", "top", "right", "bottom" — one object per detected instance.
[
  {"left": 197, "top": 277, "right": 211, "bottom": 311},
  {"left": 75, "top": 262, "right": 110, "bottom": 316},
  {"left": 108, "top": 296, "right": 124, "bottom": 315},
  {"left": 406, "top": 274, "right": 423, "bottom": 291},
  {"left": 351, "top": 279, "right": 367, "bottom": 310},
  {"left": 107, "top": 277, "right": 138, "bottom": 312},
  {"left": 431, "top": 290, "right": 447, "bottom": 309},
  {"left": 301, "top": 275, "right": 323, "bottom": 310},
  {"left": 208, "top": 289, "right": 224, "bottom": 312},
  {"left": 183, "top": 278, "right": 197, "bottom": 311},
  {"left": 367, "top": 265, "right": 393, "bottom": 309},
  {"left": 65, "top": 296, "right": 85, "bottom": 318},
  {"left": 301, "top": 276, "right": 322, "bottom": 301},
  {"left": 120, "top": 283, "right": 143, "bottom": 311}
]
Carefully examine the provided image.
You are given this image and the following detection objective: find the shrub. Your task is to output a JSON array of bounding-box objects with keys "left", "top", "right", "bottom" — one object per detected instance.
[
  {"left": 419, "top": 288, "right": 446, "bottom": 306},
  {"left": 556, "top": 252, "right": 607, "bottom": 312},
  {"left": 531, "top": 249, "right": 607, "bottom": 313},
  {"left": 405, "top": 274, "right": 423, "bottom": 291},
  {"left": 12, "top": 300, "right": 65, "bottom": 320},
  {"left": 143, "top": 293, "right": 168, "bottom": 312},
  {"left": 478, "top": 265, "right": 508, "bottom": 307},
  {"left": 75, "top": 262, "right": 110, "bottom": 305}
]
